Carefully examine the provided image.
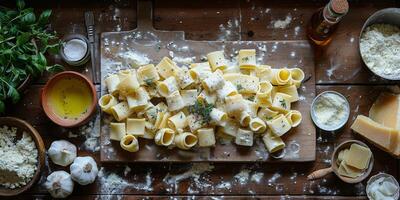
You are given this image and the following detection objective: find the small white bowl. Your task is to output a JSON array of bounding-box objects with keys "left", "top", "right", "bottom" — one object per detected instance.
[
  {"left": 366, "top": 173, "right": 399, "bottom": 200},
  {"left": 310, "top": 91, "right": 350, "bottom": 132}
]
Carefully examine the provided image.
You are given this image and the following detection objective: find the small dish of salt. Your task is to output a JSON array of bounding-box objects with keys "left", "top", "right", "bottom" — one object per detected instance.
[{"left": 60, "top": 34, "right": 90, "bottom": 66}]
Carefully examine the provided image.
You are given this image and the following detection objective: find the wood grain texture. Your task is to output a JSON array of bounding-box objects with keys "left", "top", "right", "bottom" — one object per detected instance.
[{"left": 1, "top": 0, "right": 398, "bottom": 198}]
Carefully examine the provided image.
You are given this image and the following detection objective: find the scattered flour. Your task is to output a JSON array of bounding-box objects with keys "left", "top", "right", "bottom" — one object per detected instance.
[
  {"left": 97, "top": 167, "right": 153, "bottom": 200},
  {"left": 218, "top": 18, "right": 241, "bottom": 41},
  {"left": 250, "top": 172, "right": 264, "bottom": 183},
  {"left": 118, "top": 51, "right": 150, "bottom": 68},
  {"left": 267, "top": 172, "right": 282, "bottom": 186},
  {"left": 273, "top": 15, "right": 292, "bottom": 29},
  {"left": 360, "top": 24, "right": 400, "bottom": 78},
  {"left": 0, "top": 127, "right": 38, "bottom": 189},
  {"left": 163, "top": 163, "right": 214, "bottom": 192},
  {"left": 79, "top": 116, "right": 101, "bottom": 152},
  {"left": 234, "top": 169, "right": 251, "bottom": 185}
]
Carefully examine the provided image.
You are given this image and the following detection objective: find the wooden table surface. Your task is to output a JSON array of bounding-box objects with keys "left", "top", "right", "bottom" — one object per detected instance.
[{"left": 3, "top": 0, "right": 400, "bottom": 199}]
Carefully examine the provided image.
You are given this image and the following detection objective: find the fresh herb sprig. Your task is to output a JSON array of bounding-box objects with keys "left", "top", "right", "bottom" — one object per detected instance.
[
  {"left": 0, "top": 0, "right": 62, "bottom": 113},
  {"left": 188, "top": 100, "right": 214, "bottom": 125}
]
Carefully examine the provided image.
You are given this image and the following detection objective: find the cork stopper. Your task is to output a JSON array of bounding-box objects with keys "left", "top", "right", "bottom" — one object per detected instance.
[{"left": 330, "top": 0, "right": 349, "bottom": 14}]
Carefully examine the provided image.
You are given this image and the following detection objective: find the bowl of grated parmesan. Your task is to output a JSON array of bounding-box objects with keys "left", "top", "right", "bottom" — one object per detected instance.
[
  {"left": 0, "top": 117, "right": 45, "bottom": 196},
  {"left": 359, "top": 8, "right": 400, "bottom": 80}
]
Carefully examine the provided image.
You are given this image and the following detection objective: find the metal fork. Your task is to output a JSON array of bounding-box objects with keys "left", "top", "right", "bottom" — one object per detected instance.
[{"left": 84, "top": 11, "right": 97, "bottom": 83}]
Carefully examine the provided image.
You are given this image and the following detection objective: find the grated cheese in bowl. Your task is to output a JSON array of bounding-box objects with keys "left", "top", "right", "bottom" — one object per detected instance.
[{"left": 0, "top": 126, "right": 38, "bottom": 189}]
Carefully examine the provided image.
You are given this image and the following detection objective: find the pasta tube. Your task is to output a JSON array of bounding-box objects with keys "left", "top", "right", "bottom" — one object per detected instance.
[
  {"left": 99, "top": 94, "right": 118, "bottom": 114},
  {"left": 110, "top": 101, "right": 131, "bottom": 121},
  {"left": 174, "top": 132, "right": 198, "bottom": 150},
  {"left": 127, "top": 118, "right": 146, "bottom": 136},
  {"left": 249, "top": 117, "right": 267, "bottom": 133},
  {"left": 262, "top": 130, "right": 285, "bottom": 153},
  {"left": 267, "top": 114, "right": 291, "bottom": 137},
  {"left": 166, "top": 91, "right": 185, "bottom": 111},
  {"left": 157, "top": 76, "right": 179, "bottom": 97},
  {"left": 207, "top": 50, "right": 227, "bottom": 71},
  {"left": 168, "top": 111, "right": 187, "bottom": 130},
  {"left": 289, "top": 68, "right": 305, "bottom": 88},
  {"left": 201, "top": 70, "right": 225, "bottom": 92},
  {"left": 210, "top": 108, "right": 228, "bottom": 126},
  {"left": 104, "top": 74, "right": 120, "bottom": 95},
  {"left": 197, "top": 128, "right": 216, "bottom": 147},
  {"left": 235, "top": 128, "right": 254, "bottom": 146},
  {"left": 238, "top": 49, "right": 256, "bottom": 70},
  {"left": 110, "top": 122, "right": 126, "bottom": 141},
  {"left": 270, "top": 68, "right": 291, "bottom": 86},
  {"left": 154, "top": 128, "right": 175, "bottom": 146},
  {"left": 285, "top": 110, "right": 302, "bottom": 127},
  {"left": 120, "top": 135, "right": 139, "bottom": 152}
]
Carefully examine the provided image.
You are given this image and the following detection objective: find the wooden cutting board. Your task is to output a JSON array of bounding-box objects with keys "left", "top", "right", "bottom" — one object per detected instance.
[{"left": 100, "top": 0, "right": 316, "bottom": 163}]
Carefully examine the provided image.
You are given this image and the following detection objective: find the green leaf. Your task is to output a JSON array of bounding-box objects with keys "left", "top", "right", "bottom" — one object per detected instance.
[
  {"left": 38, "top": 10, "right": 51, "bottom": 25},
  {"left": 16, "top": 32, "right": 31, "bottom": 46},
  {"left": 0, "top": 100, "right": 4, "bottom": 114},
  {"left": 7, "top": 86, "right": 20, "bottom": 104},
  {"left": 46, "top": 64, "right": 64, "bottom": 72},
  {"left": 44, "top": 42, "right": 61, "bottom": 54},
  {"left": 16, "top": 0, "right": 25, "bottom": 10},
  {"left": 37, "top": 52, "right": 46, "bottom": 66},
  {"left": 21, "top": 12, "right": 36, "bottom": 25}
]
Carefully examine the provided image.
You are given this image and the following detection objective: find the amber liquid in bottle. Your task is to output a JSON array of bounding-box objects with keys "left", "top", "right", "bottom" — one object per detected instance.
[
  {"left": 307, "top": 0, "right": 348, "bottom": 46},
  {"left": 307, "top": 8, "right": 339, "bottom": 46}
]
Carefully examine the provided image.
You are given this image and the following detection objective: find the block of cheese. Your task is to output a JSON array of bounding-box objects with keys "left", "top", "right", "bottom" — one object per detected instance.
[
  {"left": 369, "top": 93, "right": 400, "bottom": 129},
  {"left": 344, "top": 143, "right": 372, "bottom": 170},
  {"left": 351, "top": 115, "right": 400, "bottom": 158},
  {"left": 337, "top": 161, "right": 364, "bottom": 178}
]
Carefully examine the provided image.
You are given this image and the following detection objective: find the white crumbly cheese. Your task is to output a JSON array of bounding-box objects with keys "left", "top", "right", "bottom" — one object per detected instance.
[
  {"left": 360, "top": 24, "right": 400, "bottom": 78},
  {"left": 0, "top": 126, "right": 38, "bottom": 189},
  {"left": 313, "top": 93, "right": 349, "bottom": 129}
]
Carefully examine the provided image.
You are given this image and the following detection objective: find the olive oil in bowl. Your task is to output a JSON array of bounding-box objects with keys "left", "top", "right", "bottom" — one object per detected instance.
[{"left": 47, "top": 77, "right": 93, "bottom": 120}]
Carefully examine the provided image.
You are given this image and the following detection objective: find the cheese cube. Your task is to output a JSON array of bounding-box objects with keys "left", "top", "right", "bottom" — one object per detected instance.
[
  {"left": 369, "top": 93, "right": 400, "bottom": 129},
  {"left": 337, "top": 161, "right": 364, "bottom": 178},
  {"left": 344, "top": 143, "right": 372, "bottom": 170}
]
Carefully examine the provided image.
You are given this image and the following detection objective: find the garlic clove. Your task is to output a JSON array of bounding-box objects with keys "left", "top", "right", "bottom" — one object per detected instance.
[
  {"left": 45, "top": 171, "right": 74, "bottom": 198},
  {"left": 70, "top": 156, "right": 98, "bottom": 185},
  {"left": 48, "top": 140, "right": 77, "bottom": 167}
]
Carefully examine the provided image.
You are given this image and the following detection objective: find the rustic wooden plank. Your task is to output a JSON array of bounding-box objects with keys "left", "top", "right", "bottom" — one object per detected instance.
[
  {"left": 9, "top": 84, "right": 397, "bottom": 197},
  {"left": 5, "top": 195, "right": 369, "bottom": 200},
  {"left": 154, "top": 0, "right": 241, "bottom": 41},
  {"left": 3, "top": 0, "right": 400, "bottom": 198}
]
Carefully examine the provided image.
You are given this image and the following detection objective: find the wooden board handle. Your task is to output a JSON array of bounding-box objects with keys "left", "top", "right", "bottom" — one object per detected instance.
[
  {"left": 307, "top": 167, "right": 333, "bottom": 180},
  {"left": 137, "top": 0, "right": 154, "bottom": 30}
]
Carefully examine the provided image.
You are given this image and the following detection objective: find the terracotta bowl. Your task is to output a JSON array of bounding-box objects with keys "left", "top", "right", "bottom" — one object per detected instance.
[
  {"left": 0, "top": 117, "right": 45, "bottom": 196},
  {"left": 41, "top": 71, "right": 97, "bottom": 127}
]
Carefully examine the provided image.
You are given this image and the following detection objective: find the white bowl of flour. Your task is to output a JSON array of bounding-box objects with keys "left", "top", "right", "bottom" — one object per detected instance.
[{"left": 359, "top": 8, "right": 400, "bottom": 80}]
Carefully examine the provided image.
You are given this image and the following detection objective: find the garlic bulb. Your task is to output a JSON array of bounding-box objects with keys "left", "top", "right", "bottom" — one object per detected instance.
[
  {"left": 45, "top": 171, "right": 74, "bottom": 198},
  {"left": 48, "top": 140, "right": 77, "bottom": 166},
  {"left": 70, "top": 156, "right": 99, "bottom": 185}
]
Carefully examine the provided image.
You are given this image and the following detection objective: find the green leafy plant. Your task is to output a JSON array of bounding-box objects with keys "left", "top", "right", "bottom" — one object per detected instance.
[{"left": 0, "top": 0, "right": 62, "bottom": 113}]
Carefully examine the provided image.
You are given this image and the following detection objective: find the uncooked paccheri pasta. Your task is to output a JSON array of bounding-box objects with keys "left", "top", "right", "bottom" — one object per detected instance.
[{"left": 99, "top": 49, "right": 304, "bottom": 153}]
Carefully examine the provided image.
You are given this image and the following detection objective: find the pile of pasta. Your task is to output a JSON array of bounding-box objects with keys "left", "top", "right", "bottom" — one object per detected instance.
[{"left": 99, "top": 49, "right": 305, "bottom": 154}]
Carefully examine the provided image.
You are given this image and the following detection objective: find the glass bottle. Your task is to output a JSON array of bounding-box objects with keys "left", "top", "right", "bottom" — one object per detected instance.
[{"left": 307, "top": 0, "right": 349, "bottom": 46}]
